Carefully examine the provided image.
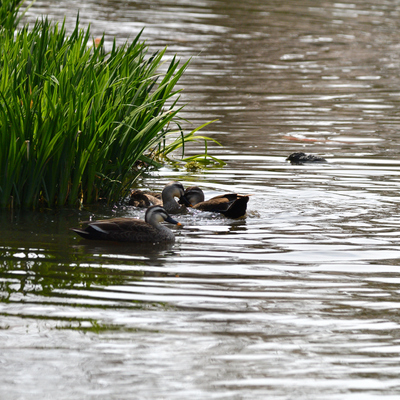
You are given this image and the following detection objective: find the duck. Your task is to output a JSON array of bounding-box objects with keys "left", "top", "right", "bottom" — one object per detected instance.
[
  {"left": 128, "top": 181, "right": 189, "bottom": 214},
  {"left": 71, "top": 205, "right": 182, "bottom": 243},
  {"left": 179, "top": 186, "right": 249, "bottom": 219},
  {"left": 286, "top": 152, "right": 327, "bottom": 165},
  {"left": 128, "top": 189, "right": 161, "bottom": 208}
]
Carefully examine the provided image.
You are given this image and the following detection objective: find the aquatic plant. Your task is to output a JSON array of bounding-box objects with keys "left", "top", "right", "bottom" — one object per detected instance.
[
  {"left": 0, "top": 0, "right": 35, "bottom": 30},
  {"left": 0, "top": 14, "right": 220, "bottom": 209}
]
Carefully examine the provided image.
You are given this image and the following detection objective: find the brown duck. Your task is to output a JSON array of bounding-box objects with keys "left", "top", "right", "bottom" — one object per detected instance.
[
  {"left": 179, "top": 186, "right": 249, "bottom": 219},
  {"left": 128, "top": 181, "right": 189, "bottom": 214},
  {"left": 71, "top": 205, "right": 182, "bottom": 243}
]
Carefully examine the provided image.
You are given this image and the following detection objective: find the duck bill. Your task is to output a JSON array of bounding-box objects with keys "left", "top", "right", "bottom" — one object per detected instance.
[
  {"left": 165, "top": 215, "right": 181, "bottom": 225},
  {"left": 178, "top": 195, "right": 193, "bottom": 207}
]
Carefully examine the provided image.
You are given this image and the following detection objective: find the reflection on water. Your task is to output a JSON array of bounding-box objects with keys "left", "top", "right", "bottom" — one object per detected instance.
[{"left": 2, "top": 0, "right": 400, "bottom": 398}]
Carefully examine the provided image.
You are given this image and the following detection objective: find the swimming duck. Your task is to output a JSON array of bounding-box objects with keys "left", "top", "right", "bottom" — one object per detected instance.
[
  {"left": 128, "top": 190, "right": 161, "bottom": 208},
  {"left": 71, "top": 205, "right": 182, "bottom": 243},
  {"left": 179, "top": 186, "right": 249, "bottom": 219},
  {"left": 128, "top": 181, "right": 188, "bottom": 214},
  {"left": 286, "top": 152, "right": 327, "bottom": 165}
]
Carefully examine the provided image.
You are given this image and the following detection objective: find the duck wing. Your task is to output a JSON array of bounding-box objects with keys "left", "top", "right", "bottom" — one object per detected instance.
[
  {"left": 193, "top": 197, "right": 231, "bottom": 212},
  {"left": 209, "top": 193, "right": 247, "bottom": 202},
  {"left": 193, "top": 195, "right": 249, "bottom": 218},
  {"left": 71, "top": 218, "right": 159, "bottom": 242}
]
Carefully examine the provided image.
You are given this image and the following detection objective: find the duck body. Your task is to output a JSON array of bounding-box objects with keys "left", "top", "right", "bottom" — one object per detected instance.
[
  {"left": 286, "top": 152, "right": 327, "bottom": 165},
  {"left": 71, "top": 205, "right": 181, "bottom": 243},
  {"left": 128, "top": 190, "right": 161, "bottom": 208},
  {"left": 129, "top": 181, "right": 187, "bottom": 214},
  {"left": 180, "top": 186, "right": 249, "bottom": 219}
]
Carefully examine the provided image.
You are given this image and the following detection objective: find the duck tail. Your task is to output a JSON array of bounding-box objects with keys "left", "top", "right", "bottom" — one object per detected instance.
[
  {"left": 219, "top": 197, "right": 249, "bottom": 219},
  {"left": 70, "top": 228, "right": 90, "bottom": 239}
]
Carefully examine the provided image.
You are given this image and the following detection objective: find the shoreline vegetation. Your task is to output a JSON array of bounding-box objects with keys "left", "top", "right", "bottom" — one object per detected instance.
[{"left": 0, "top": 0, "right": 222, "bottom": 209}]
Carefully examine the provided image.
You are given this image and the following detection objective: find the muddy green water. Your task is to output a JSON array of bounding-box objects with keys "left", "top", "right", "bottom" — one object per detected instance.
[{"left": 2, "top": 0, "right": 400, "bottom": 398}]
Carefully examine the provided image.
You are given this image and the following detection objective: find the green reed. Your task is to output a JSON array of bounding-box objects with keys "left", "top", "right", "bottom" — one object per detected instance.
[
  {"left": 0, "top": 0, "right": 35, "bottom": 30},
  {"left": 0, "top": 16, "right": 219, "bottom": 209}
]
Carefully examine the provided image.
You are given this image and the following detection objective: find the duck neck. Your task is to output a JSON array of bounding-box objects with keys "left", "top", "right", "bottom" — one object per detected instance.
[
  {"left": 162, "top": 192, "right": 182, "bottom": 213},
  {"left": 153, "top": 222, "right": 175, "bottom": 241}
]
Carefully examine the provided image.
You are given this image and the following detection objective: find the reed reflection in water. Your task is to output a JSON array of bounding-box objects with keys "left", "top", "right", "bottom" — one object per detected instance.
[{"left": 1, "top": 0, "right": 400, "bottom": 399}]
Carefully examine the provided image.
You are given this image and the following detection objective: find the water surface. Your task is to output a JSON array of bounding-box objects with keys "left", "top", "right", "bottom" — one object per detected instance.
[{"left": 2, "top": 0, "right": 400, "bottom": 398}]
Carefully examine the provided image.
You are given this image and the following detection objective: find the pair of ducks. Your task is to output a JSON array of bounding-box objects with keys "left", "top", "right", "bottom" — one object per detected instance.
[{"left": 71, "top": 182, "right": 249, "bottom": 243}]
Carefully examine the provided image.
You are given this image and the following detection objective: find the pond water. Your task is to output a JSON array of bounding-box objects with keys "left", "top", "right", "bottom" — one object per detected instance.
[{"left": 2, "top": 0, "right": 400, "bottom": 398}]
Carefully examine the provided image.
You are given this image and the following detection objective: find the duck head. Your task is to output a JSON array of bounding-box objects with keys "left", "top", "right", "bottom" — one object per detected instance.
[
  {"left": 179, "top": 186, "right": 205, "bottom": 207},
  {"left": 162, "top": 181, "right": 190, "bottom": 207},
  {"left": 145, "top": 205, "right": 182, "bottom": 225}
]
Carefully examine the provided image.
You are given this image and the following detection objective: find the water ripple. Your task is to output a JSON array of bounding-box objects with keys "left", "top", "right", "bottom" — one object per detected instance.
[{"left": 2, "top": 0, "right": 400, "bottom": 399}]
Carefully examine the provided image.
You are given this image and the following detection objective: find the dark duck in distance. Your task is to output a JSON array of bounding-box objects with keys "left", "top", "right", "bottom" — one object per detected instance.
[
  {"left": 128, "top": 181, "right": 189, "bottom": 214},
  {"left": 179, "top": 186, "right": 249, "bottom": 219},
  {"left": 286, "top": 152, "right": 327, "bottom": 165},
  {"left": 71, "top": 205, "right": 182, "bottom": 243}
]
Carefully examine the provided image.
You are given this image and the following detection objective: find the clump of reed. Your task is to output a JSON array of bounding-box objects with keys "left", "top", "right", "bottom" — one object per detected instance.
[
  {"left": 0, "top": 0, "right": 34, "bottom": 30},
  {"left": 0, "top": 11, "right": 220, "bottom": 209}
]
